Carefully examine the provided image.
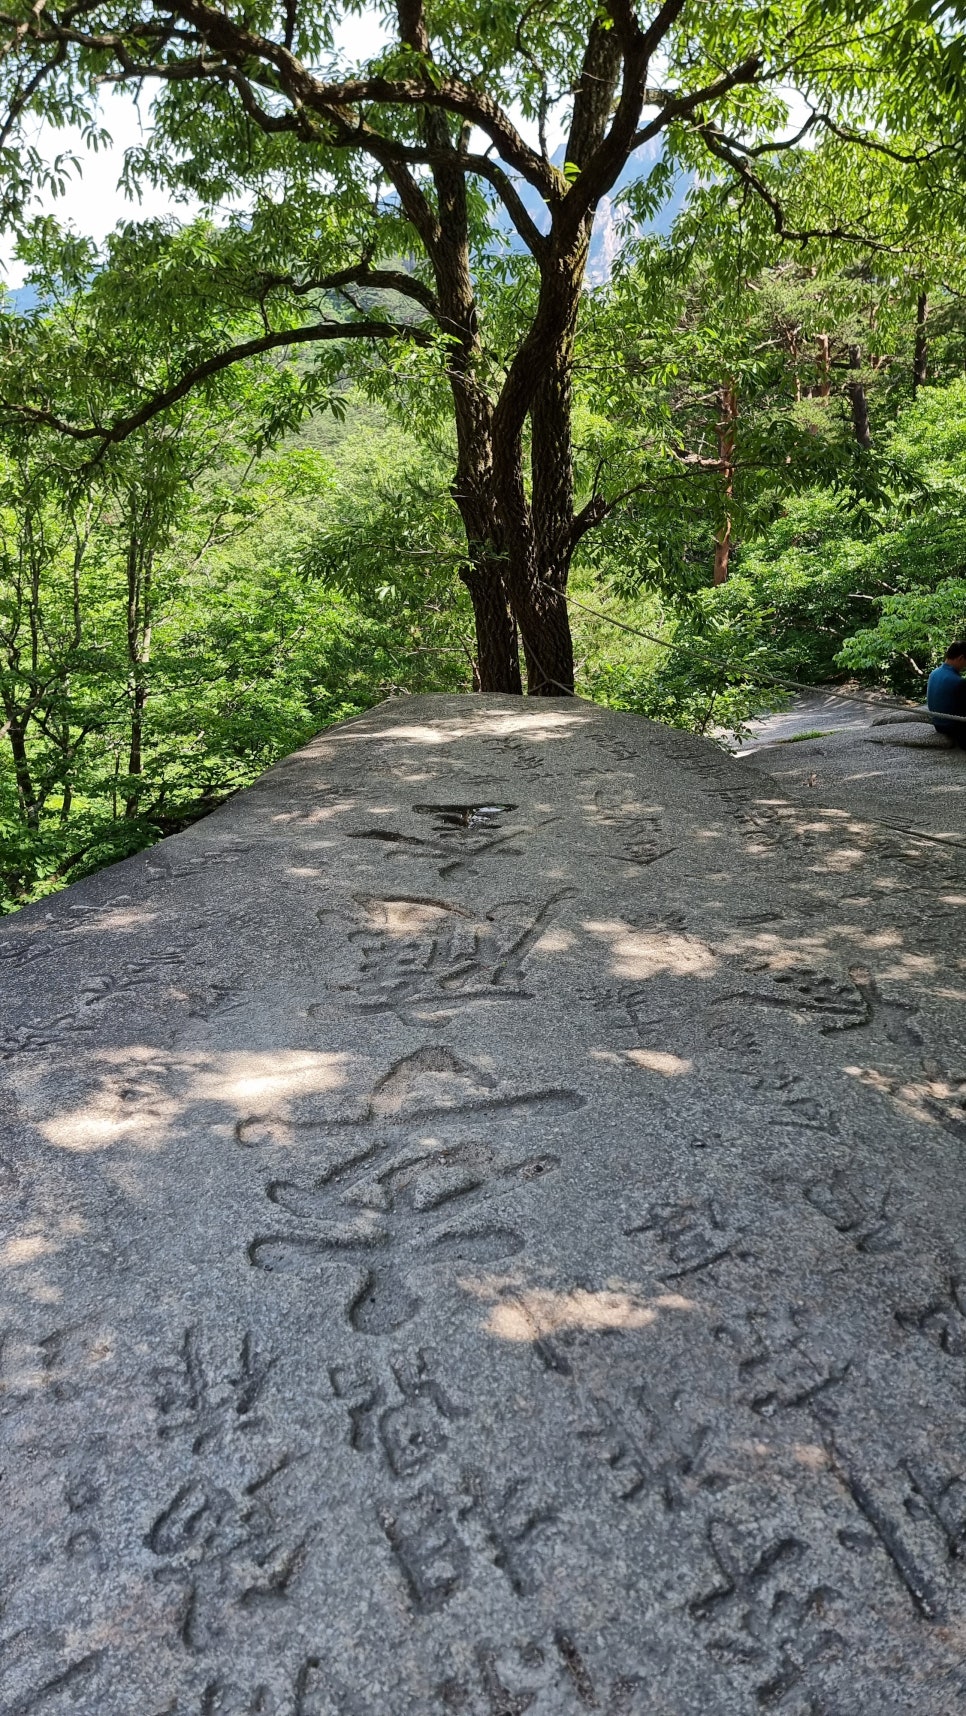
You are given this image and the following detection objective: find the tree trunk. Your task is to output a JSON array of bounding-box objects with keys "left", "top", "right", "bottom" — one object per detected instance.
[
  {"left": 713, "top": 520, "right": 732, "bottom": 588},
  {"left": 490, "top": 256, "right": 588, "bottom": 696},
  {"left": 384, "top": 8, "right": 520, "bottom": 695},
  {"left": 126, "top": 682, "right": 147, "bottom": 814},
  {"left": 713, "top": 382, "right": 737, "bottom": 586},
  {"left": 514, "top": 579, "right": 575, "bottom": 695},
  {"left": 847, "top": 345, "right": 872, "bottom": 449},
  {"left": 399, "top": 1, "right": 630, "bottom": 696},
  {"left": 5, "top": 714, "right": 39, "bottom": 827},
  {"left": 914, "top": 291, "right": 928, "bottom": 397},
  {"left": 524, "top": 347, "right": 579, "bottom": 695},
  {"left": 815, "top": 333, "right": 831, "bottom": 399},
  {"left": 459, "top": 561, "right": 521, "bottom": 693},
  {"left": 125, "top": 532, "right": 152, "bottom": 816},
  {"left": 449, "top": 387, "right": 522, "bottom": 694},
  {"left": 484, "top": 20, "right": 621, "bottom": 697}
]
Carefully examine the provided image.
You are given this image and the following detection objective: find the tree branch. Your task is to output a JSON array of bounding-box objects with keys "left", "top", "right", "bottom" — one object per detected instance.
[
  {"left": 631, "top": 56, "right": 764, "bottom": 150},
  {"left": 0, "top": 316, "right": 432, "bottom": 446},
  {"left": 806, "top": 106, "right": 960, "bottom": 166},
  {"left": 173, "top": 0, "right": 558, "bottom": 195},
  {"left": 696, "top": 120, "right": 909, "bottom": 253},
  {"left": 320, "top": 127, "right": 550, "bottom": 254},
  {"left": 0, "top": 36, "right": 64, "bottom": 148},
  {"left": 569, "top": 478, "right": 653, "bottom": 548},
  {"left": 261, "top": 263, "right": 442, "bottom": 321},
  {"left": 460, "top": 153, "right": 550, "bottom": 254}
]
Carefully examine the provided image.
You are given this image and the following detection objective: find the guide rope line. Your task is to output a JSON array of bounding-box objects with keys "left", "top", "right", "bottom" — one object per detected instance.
[
  {"left": 539, "top": 580, "right": 966, "bottom": 725},
  {"left": 515, "top": 587, "right": 966, "bottom": 854}
]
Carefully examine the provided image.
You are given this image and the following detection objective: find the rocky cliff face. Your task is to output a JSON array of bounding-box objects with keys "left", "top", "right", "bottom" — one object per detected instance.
[{"left": 496, "top": 135, "right": 687, "bottom": 283}]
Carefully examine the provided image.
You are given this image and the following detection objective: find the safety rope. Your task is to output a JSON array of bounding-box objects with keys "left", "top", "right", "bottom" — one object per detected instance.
[{"left": 540, "top": 581, "right": 966, "bottom": 725}]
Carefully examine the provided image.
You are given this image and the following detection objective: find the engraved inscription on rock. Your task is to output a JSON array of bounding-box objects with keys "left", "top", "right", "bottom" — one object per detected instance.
[{"left": 2, "top": 693, "right": 965, "bottom": 1714}]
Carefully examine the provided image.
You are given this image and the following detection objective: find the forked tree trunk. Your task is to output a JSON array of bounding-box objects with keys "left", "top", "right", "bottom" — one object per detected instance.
[
  {"left": 476, "top": 20, "right": 620, "bottom": 697},
  {"left": 487, "top": 249, "right": 593, "bottom": 696},
  {"left": 401, "top": 0, "right": 619, "bottom": 697}
]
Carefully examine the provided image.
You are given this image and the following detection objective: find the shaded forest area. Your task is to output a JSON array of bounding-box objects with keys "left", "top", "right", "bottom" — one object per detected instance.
[{"left": 2, "top": 0, "right": 966, "bottom": 908}]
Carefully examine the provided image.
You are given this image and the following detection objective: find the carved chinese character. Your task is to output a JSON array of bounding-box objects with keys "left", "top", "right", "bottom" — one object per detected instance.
[
  {"left": 437, "top": 1632, "right": 647, "bottom": 1714},
  {"left": 329, "top": 1349, "right": 465, "bottom": 1477},
  {"left": 338, "top": 891, "right": 572, "bottom": 1025},
  {"left": 689, "top": 1520, "right": 844, "bottom": 1706},
  {"left": 251, "top": 1136, "right": 558, "bottom": 1337},
  {"left": 147, "top": 1464, "right": 311, "bottom": 1653},
  {"left": 579, "top": 1387, "right": 718, "bottom": 1510},
  {"left": 377, "top": 1487, "right": 469, "bottom": 1613},
  {"left": 714, "top": 1305, "right": 850, "bottom": 1417},
  {"left": 625, "top": 1199, "right": 750, "bottom": 1280},
  {"left": 155, "top": 1329, "right": 275, "bottom": 1453}
]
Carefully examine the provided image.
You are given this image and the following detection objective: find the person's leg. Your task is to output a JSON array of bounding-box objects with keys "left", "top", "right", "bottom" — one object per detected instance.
[{"left": 930, "top": 719, "right": 960, "bottom": 744}]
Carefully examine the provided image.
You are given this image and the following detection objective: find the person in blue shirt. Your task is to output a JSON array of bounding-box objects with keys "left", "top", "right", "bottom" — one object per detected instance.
[{"left": 927, "top": 641, "right": 966, "bottom": 747}]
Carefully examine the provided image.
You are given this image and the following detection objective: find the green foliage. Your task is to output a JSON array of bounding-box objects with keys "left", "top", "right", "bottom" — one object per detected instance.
[
  {"left": 628, "top": 378, "right": 966, "bottom": 724},
  {"left": 4, "top": 0, "right": 966, "bottom": 901},
  {"left": 0, "top": 385, "right": 475, "bottom": 913}
]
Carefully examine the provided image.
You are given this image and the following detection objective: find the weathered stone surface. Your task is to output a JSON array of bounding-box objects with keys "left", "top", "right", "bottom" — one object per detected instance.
[
  {"left": 867, "top": 724, "right": 952, "bottom": 748},
  {"left": 2, "top": 693, "right": 966, "bottom": 1715},
  {"left": 743, "top": 714, "right": 966, "bottom": 840}
]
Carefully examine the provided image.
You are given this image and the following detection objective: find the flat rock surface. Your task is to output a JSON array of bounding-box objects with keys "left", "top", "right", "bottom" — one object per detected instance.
[
  {"left": 731, "top": 689, "right": 888, "bottom": 754},
  {"left": 738, "top": 697, "right": 966, "bottom": 842},
  {"left": 3, "top": 693, "right": 966, "bottom": 1716}
]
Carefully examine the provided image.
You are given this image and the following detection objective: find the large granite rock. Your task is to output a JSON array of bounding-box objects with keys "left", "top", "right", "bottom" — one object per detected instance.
[
  {"left": 3, "top": 693, "right": 966, "bottom": 1715},
  {"left": 742, "top": 714, "right": 966, "bottom": 841}
]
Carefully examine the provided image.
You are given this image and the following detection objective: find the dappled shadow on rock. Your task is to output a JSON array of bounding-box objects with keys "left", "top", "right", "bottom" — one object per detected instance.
[{"left": 1, "top": 694, "right": 965, "bottom": 1714}]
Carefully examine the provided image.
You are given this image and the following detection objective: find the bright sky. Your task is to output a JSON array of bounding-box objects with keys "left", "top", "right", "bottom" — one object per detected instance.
[
  {"left": 2, "top": 92, "right": 192, "bottom": 285},
  {"left": 0, "top": 12, "right": 807, "bottom": 289},
  {"left": 1, "top": 11, "right": 388, "bottom": 287}
]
